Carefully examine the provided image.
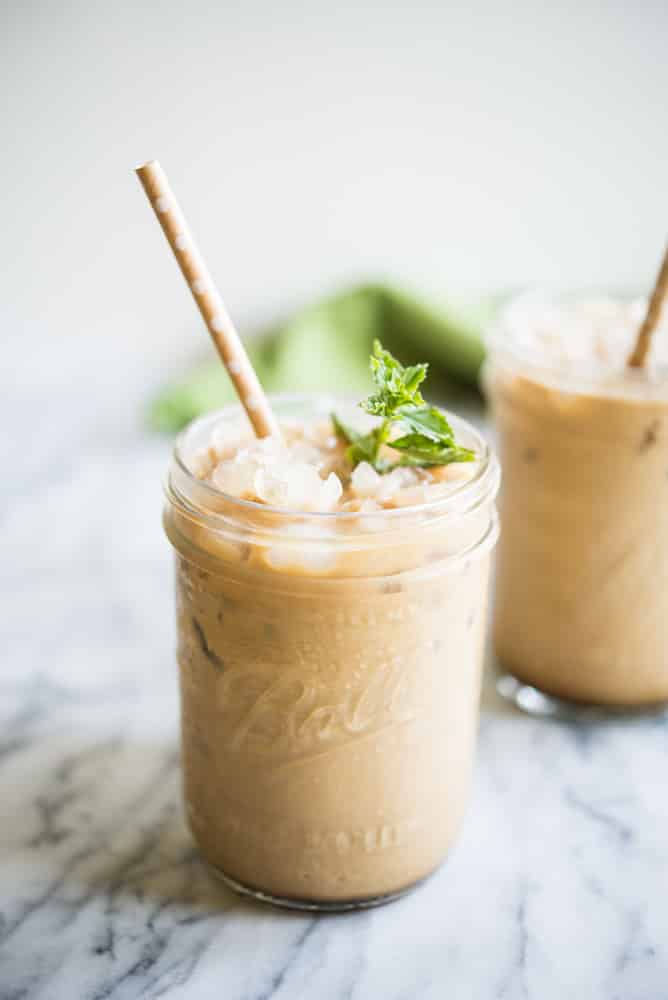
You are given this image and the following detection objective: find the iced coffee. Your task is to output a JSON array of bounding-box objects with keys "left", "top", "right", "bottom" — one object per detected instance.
[
  {"left": 486, "top": 295, "right": 668, "bottom": 711},
  {"left": 164, "top": 345, "right": 499, "bottom": 908}
]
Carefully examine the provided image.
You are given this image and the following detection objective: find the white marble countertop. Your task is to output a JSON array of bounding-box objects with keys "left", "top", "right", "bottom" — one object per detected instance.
[{"left": 2, "top": 330, "right": 668, "bottom": 1000}]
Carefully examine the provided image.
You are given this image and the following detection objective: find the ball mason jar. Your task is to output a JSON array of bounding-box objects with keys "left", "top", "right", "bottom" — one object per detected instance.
[
  {"left": 164, "top": 395, "right": 500, "bottom": 910},
  {"left": 484, "top": 297, "right": 668, "bottom": 718}
]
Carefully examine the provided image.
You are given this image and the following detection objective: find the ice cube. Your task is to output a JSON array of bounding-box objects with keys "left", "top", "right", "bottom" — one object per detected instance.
[
  {"left": 254, "top": 466, "right": 289, "bottom": 505},
  {"left": 445, "top": 462, "right": 477, "bottom": 483},
  {"left": 289, "top": 440, "right": 326, "bottom": 467},
  {"left": 319, "top": 472, "right": 343, "bottom": 511},
  {"left": 284, "top": 463, "right": 325, "bottom": 508},
  {"left": 390, "top": 485, "right": 429, "bottom": 508},
  {"left": 191, "top": 448, "right": 216, "bottom": 479},
  {"left": 211, "top": 420, "right": 251, "bottom": 456},
  {"left": 429, "top": 462, "right": 478, "bottom": 484},
  {"left": 376, "top": 467, "right": 417, "bottom": 500},
  {"left": 212, "top": 459, "right": 258, "bottom": 497},
  {"left": 351, "top": 461, "right": 381, "bottom": 497},
  {"left": 236, "top": 435, "right": 284, "bottom": 467}
]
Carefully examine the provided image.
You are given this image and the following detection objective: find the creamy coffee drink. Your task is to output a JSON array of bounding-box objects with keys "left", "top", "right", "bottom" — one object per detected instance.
[
  {"left": 164, "top": 394, "right": 499, "bottom": 906},
  {"left": 487, "top": 296, "right": 668, "bottom": 708}
]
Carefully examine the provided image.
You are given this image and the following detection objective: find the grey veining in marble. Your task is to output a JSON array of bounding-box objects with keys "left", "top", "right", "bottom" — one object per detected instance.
[{"left": 2, "top": 329, "right": 668, "bottom": 999}]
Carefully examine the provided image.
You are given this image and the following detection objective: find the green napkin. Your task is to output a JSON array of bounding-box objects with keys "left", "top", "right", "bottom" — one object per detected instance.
[{"left": 149, "top": 283, "right": 494, "bottom": 433}]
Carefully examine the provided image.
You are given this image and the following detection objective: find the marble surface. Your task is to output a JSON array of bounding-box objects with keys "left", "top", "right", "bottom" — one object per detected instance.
[{"left": 2, "top": 330, "right": 668, "bottom": 1000}]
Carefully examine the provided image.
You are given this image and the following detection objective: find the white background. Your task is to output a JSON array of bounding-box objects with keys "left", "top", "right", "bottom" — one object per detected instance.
[{"left": 3, "top": 0, "right": 668, "bottom": 359}]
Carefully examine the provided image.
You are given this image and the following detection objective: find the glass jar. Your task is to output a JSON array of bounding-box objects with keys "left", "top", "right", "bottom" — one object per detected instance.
[
  {"left": 484, "top": 295, "right": 668, "bottom": 719},
  {"left": 164, "top": 394, "right": 500, "bottom": 910}
]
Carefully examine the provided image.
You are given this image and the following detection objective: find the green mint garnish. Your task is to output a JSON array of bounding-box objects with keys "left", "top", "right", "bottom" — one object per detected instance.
[{"left": 332, "top": 340, "right": 475, "bottom": 472}]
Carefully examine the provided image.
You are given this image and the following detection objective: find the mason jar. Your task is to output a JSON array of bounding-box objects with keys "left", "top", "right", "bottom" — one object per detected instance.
[
  {"left": 485, "top": 296, "right": 668, "bottom": 718},
  {"left": 164, "top": 394, "right": 500, "bottom": 910}
]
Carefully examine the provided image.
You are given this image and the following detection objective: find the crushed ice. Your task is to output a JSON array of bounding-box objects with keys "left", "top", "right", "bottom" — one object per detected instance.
[{"left": 196, "top": 419, "right": 476, "bottom": 512}]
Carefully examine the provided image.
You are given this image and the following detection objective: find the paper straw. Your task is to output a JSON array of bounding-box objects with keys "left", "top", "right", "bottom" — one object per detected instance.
[
  {"left": 135, "top": 160, "right": 280, "bottom": 438},
  {"left": 628, "top": 243, "right": 668, "bottom": 368}
]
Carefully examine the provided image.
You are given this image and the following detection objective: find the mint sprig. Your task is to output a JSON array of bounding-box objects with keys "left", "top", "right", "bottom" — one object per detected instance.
[
  {"left": 332, "top": 340, "right": 475, "bottom": 471},
  {"left": 330, "top": 413, "right": 381, "bottom": 467}
]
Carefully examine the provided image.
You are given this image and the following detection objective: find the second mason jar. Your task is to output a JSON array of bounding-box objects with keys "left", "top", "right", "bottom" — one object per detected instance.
[
  {"left": 164, "top": 395, "right": 499, "bottom": 910},
  {"left": 485, "top": 295, "right": 668, "bottom": 715}
]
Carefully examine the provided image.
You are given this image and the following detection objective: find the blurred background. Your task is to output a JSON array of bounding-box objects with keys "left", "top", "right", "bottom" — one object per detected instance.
[{"left": 3, "top": 0, "right": 668, "bottom": 404}]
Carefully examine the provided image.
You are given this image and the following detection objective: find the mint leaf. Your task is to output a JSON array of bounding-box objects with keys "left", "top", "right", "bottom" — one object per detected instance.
[
  {"left": 362, "top": 340, "right": 427, "bottom": 417},
  {"left": 331, "top": 411, "right": 384, "bottom": 467},
  {"left": 391, "top": 433, "right": 475, "bottom": 466},
  {"left": 396, "top": 449, "right": 475, "bottom": 467},
  {"left": 330, "top": 412, "right": 359, "bottom": 446},
  {"left": 332, "top": 340, "right": 475, "bottom": 472},
  {"left": 402, "top": 364, "right": 429, "bottom": 395},
  {"left": 395, "top": 404, "right": 455, "bottom": 443},
  {"left": 348, "top": 427, "right": 383, "bottom": 467}
]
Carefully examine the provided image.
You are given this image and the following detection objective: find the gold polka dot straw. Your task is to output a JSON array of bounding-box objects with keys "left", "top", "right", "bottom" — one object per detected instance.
[{"left": 135, "top": 160, "right": 280, "bottom": 438}]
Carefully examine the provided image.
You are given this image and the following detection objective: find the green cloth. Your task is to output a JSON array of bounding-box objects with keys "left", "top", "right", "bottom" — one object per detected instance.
[{"left": 148, "top": 283, "right": 495, "bottom": 433}]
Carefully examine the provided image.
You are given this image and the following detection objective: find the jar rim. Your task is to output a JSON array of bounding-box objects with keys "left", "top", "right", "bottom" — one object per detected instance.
[{"left": 169, "top": 392, "right": 499, "bottom": 527}]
